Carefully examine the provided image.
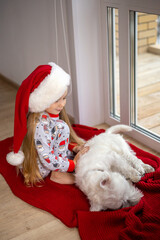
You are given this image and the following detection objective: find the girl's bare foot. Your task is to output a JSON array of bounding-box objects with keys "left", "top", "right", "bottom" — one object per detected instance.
[{"left": 50, "top": 171, "right": 75, "bottom": 184}]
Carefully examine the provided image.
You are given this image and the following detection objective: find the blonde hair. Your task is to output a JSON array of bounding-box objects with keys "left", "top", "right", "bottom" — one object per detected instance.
[
  {"left": 60, "top": 108, "right": 84, "bottom": 145},
  {"left": 21, "top": 108, "right": 84, "bottom": 186}
]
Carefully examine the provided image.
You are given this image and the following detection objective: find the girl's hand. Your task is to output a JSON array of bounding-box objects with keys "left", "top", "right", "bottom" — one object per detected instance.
[
  {"left": 73, "top": 144, "right": 85, "bottom": 153},
  {"left": 73, "top": 146, "right": 89, "bottom": 165}
]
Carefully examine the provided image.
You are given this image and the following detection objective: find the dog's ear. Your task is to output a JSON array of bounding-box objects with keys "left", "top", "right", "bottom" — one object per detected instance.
[{"left": 100, "top": 173, "right": 111, "bottom": 188}]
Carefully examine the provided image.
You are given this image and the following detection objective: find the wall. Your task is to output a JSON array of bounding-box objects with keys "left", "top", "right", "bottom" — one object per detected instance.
[
  {"left": 137, "top": 13, "right": 157, "bottom": 53},
  {"left": 71, "top": 0, "right": 105, "bottom": 126},
  {"left": 0, "top": 0, "right": 74, "bottom": 116},
  {"left": 0, "top": 0, "right": 105, "bottom": 126},
  {"left": 115, "top": 11, "right": 158, "bottom": 54}
]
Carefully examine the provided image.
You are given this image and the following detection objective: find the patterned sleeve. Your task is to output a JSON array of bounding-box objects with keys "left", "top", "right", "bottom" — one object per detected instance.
[{"left": 34, "top": 115, "right": 75, "bottom": 172}]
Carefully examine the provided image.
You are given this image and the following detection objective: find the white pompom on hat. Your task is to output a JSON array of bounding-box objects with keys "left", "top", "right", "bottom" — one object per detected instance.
[{"left": 6, "top": 62, "right": 71, "bottom": 166}]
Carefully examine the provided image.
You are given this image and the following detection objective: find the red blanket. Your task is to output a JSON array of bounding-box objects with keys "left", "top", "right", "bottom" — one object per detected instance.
[{"left": 0, "top": 124, "right": 160, "bottom": 240}]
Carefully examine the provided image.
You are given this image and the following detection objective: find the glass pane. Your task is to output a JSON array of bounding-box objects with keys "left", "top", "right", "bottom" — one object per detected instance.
[
  {"left": 130, "top": 11, "right": 160, "bottom": 138},
  {"left": 107, "top": 7, "right": 120, "bottom": 118}
]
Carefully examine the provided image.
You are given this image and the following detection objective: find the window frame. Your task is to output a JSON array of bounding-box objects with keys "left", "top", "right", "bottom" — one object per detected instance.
[
  {"left": 101, "top": 0, "right": 160, "bottom": 152},
  {"left": 107, "top": 7, "right": 120, "bottom": 119}
]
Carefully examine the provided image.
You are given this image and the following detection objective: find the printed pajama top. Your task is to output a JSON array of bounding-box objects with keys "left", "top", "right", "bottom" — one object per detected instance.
[{"left": 34, "top": 112, "right": 76, "bottom": 178}]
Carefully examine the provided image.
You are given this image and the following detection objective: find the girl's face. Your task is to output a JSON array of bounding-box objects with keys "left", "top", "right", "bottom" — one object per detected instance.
[{"left": 46, "top": 90, "right": 67, "bottom": 115}]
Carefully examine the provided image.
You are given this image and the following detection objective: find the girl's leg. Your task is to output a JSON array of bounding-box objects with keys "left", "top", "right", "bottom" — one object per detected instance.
[{"left": 50, "top": 171, "right": 75, "bottom": 184}]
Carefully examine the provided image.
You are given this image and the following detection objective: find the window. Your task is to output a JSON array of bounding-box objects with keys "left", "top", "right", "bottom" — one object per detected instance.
[
  {"left": 102, "top": 0, "right": 160, "bottom": 152},
  {"left": 107, "top": 7, "right": 120, "bottom": 119},
  {"left": 130, "top": 11, "right": 160, "bottom": 141}
]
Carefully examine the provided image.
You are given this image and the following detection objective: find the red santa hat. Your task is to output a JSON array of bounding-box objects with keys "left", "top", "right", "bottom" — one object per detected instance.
[{"left": 6, "top": 62, "right": 70, "bottom": 166}]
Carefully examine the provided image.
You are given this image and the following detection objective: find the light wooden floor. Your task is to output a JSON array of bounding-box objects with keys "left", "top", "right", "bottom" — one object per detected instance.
[
  {"left": 0, "top": 77, "right": 159, "bottom": 240},
  {"left": 137, "top": 52, "right": 160, "bottom": 135},
  {"left": 116, "top": 52, "right": 160, "bottom": 136}
]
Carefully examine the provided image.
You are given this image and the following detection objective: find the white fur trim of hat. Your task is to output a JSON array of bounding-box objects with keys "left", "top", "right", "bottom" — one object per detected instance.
[{"left": 29, "top": 62, "right": 71, "bottom": 112}]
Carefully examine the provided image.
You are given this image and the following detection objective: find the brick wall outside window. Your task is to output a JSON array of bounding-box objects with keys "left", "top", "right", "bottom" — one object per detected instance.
[{"left": 115, "top": 10, "right": 158, "bottom": 55}]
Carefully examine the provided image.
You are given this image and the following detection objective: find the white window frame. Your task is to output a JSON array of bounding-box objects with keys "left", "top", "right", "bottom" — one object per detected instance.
[{"left": 101, "top": 0, "right": 160, "bottom": 152}]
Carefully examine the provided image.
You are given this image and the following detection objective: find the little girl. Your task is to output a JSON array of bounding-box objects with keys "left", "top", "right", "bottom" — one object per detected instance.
[{"left": 6, "top": 62, "right": 88, "bottom": 186}]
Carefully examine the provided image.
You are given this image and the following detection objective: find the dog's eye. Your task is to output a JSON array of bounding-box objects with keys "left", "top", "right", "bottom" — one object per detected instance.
[{"left": 96, "top": 169, "right": 104, "bottom": 172}]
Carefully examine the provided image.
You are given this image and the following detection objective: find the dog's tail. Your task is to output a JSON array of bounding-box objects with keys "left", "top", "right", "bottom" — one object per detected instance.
[{"left": 106, "top": 124, "right": 132, "bottom": 134}]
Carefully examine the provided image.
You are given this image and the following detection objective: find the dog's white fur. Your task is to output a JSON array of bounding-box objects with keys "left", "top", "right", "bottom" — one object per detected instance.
[{"left": 75, "top": 125, "right": 154, "bottom": 211}]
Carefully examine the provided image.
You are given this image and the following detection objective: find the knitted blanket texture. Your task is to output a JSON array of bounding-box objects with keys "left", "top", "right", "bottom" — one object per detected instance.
[{"left": 0, "top": 124, "right": 160, "bottom": 240}]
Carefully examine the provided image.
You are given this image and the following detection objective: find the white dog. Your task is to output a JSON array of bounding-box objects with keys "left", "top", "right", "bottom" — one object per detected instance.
[{"left": 75, "top": 125, "right": 154, "bottom": 211}]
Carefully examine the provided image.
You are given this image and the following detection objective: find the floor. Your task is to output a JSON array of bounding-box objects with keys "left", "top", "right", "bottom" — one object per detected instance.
[
  {"left": 116, "top": 52, "right": 160, "bottom": 136},
  {"left": 137, "top": 52, "right": 160, "bottom": 135},
  {"left": 0, "top": 77, "right": 159, "bottom": 240}
]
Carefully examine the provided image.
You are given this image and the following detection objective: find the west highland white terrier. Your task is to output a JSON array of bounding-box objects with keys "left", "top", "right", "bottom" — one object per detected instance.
[{"left": 75, "top": 125, "right": 154, "bottom": 211}]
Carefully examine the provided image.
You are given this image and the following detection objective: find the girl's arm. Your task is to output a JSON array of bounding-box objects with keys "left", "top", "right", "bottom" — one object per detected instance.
[
  {"left": 50, "top": 146, "right": 89, "bottom": 184},
  {"left": 35, "top": 119, "right": 75, "bottom": 173}
]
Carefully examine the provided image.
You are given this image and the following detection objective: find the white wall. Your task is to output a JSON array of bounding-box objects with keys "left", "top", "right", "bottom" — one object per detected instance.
[
  {"left": 0, "top": 0, "right": 56, "bottom": 83},
  {"left": 71, "top": 0, "right": 105, "bottom": 126},
  {"left": 0, "top": 0, "right": 74, "bottom": 116},
  {"left": 0, "top": 0, "right": 105, "bottom": 126}
]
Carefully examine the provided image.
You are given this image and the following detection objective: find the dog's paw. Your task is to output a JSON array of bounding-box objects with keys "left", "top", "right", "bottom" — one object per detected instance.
[
  {"left": 130, "top": 174, "right": 142, "bottom": 183},
  {"left": 142, "top": 164, "right": 155, "bottom": 173},
  {"left": 90, "top": 203, "right": 102, "bottom": 212},
  {"left": 128, "top": 169, "right": 142, "bottom": 183},
  {"left": 135, "top": 165, "right": 145, "bottom": 176}
]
